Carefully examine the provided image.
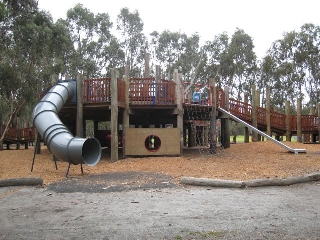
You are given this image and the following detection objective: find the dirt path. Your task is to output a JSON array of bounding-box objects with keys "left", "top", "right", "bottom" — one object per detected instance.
[{"left": 1, "top": 182, "right": 320, "bottom": 239}]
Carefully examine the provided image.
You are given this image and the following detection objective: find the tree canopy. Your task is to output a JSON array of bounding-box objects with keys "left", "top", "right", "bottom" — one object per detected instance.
[{"left": 1, "top": 0, "right": 320, "bottom": 137}]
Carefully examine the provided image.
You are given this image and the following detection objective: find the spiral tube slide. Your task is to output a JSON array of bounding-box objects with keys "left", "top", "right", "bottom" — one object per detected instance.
[{"left": 32, "top": 81, "right": 101, "bottom": 166}]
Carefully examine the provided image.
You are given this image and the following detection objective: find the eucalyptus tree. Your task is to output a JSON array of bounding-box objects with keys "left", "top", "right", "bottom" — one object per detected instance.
[
  {"left": 203, "top": 32, "right": 229, "bottom": 87},
  {"left": 0, "top": 0, "right": 54, "bottom": 148},
  {"left": 150, "top": 30, "right": 181, "bottom": 78},
  {"left": 295, "top": 23, "right": 320, "bottom": 106},
  {"left": 226, "top": 28, "right": 257, "bottom": 100},
  {"left": 117, "top": 7, "right": 147, "bottom": 76},
  {"left": 66, "top": 4, "right": 122, "bottom": 78},
  {"left": 150, "top": 30, "right": 204, "bottom": 85},
  {"left": 265, "top": 30, "right": 307, "bottom": 109}
]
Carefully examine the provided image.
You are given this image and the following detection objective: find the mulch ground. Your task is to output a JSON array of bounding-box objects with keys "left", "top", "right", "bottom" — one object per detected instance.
[{"left": 1, "top": 141, "right": 320, "bottom": 185}]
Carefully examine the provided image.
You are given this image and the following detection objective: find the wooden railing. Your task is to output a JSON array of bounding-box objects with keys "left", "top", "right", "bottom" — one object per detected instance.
[
  {"left": 80, "top": 78, "right": 318, "bottom": 134},
  {"left": 129, "top": 78, "right": 176, "bottom": 105},
  {"left": 290, "top": 115, "right": 318, "bottom": 132},
  {"left": 19, "top": 127, "right": 36, "bottom": 142},
  {"left": 2, "top": 126, "right": 35, "bottom": 142},
  {"left": 83, "top": 78, "right": 111, "bottom": 103},
  {"left": 229, "top": 99, "right": 252, "bottom": 122}
]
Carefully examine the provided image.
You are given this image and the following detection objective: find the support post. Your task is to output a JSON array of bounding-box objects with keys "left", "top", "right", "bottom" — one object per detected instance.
[
  {"left": 256, "top": 89, "right": 261, "bottom": 141},
  {"left": 251, "top": 85, "right": 258, "bottom": 142},
  {"left": 297, "top": 97, "right": 302, "bottom": 143},
  {"left": 111, "top": 69, "right": 119, "bottom": 162},
  {"left": 318, "top": 103, "right": 320, "bottom": 143},
  {"left": 144, "top": 53, "right": 150, "bottom": 78},
  {"left": 174, "top": 69, "right": 183, "bottom": 154},
  {"left": 285, "top": 101, "right": 291, "bottom": 141},
  {"left": 122, "top": 75, "right": 130, "bottom": 158},
  {"left": 310, "top": 106, "right": 316, "bottom": 142},
  {"left": 266, "top": 86, "right": 271, "bottom": 137},
  {"left": 244, "top": 92, "right": 249, "bottom": 143},
  {"left": 209, "top": 78, "right": 216, "bottom": 153},
  {"left": 221, "top": 86, "right": 230, "bottom": 148},
  {"left": 76, "top": 75, "right": 84, "bottom": 137}
]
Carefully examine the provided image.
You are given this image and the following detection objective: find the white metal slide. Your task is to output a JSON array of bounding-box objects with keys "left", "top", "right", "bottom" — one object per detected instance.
[{"left": 218, "top": 107, "right": 306, "bottom": 154}]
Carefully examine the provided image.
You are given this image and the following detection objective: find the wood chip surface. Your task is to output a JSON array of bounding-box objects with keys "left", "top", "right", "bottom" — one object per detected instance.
[{"left": 1, "top": 141, "right": 320, "bottom": 185}]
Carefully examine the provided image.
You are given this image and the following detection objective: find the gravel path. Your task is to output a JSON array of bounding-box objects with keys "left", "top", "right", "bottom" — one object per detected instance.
[{"left": 1, "top": 175, "right": 320, "bottom": 240}]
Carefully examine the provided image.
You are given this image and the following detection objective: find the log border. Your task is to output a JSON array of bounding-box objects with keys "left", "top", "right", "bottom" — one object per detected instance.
[{"left": 181, "top": 172, "right": 320, "bottom": 188}]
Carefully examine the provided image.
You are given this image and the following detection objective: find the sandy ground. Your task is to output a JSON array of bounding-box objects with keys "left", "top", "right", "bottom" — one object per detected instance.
[{"left": 1, "top": 141, "right": 320, "bottom": 185}]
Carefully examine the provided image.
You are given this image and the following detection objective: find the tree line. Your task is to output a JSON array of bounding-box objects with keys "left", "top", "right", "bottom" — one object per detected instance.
[{"left": 1, "top": 0, "right": 319, "bottom": 147}]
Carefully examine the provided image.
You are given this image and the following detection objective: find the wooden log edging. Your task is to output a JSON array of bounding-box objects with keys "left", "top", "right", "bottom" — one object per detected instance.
[
  {"left": 0, "top": 177, "right": 43, "bottom": 188},
  {"left": 181, "top": 177, "right": 245, "bottom": 188},
  {"left": 181, "top": 173, "right": 320, "bottom": 188}
]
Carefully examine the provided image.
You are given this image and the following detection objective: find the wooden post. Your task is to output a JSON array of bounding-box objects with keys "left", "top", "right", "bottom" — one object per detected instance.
[
  {"left": 155, "top": 65, "right": 161, "bottom": 101},
  {"left": 94, "top": 121, "right": 98, "bottom": 134},
  {"left": 122, "top": 75, "right": 130, "bottom": 158},
  {"left": 174, "top": 69, "right": 183, "bottom": 154},
  {"left": 310, "top": 106, "right": 316, "bottom": 143},
  {"left": 209, "top": 78, "right": 216, "bottom": 154},
  {"left": 221, "top": 86, "right": 230, "bottom": 148},
  {"left": 155, "top": 65, "right": 161, "bottom": 83},
  {"left": 144, "top": 53, "right": 150, "bottom": 78},
  {"left": 111, "top": 69, "right": 119, "bottom": 162},
  {"left": 256, "top": 89, "right": 262, "bottom": 141},
  {"left": 244, "top": 92, "right": 249, "bottom": 143},
  {"left": 251, "top": 85, "right": 258, "bottom": 142},
  {"left": 266, "top": 86, "right": 271, "bottom": 137},
  {"left": 318, "top": 103, "right": 320, "bottom": 143},
  {"left": 0, "top": 115, "right": 3, "bottom": 151},
  {"left": 76, "top": 75, "right": 84, "bottom": 137},
  {"left": 285, "top": 101, "right": 291, "bottom": 141},
  {"left": 297, "top": 97, "right": 302, "bottom": 143}
]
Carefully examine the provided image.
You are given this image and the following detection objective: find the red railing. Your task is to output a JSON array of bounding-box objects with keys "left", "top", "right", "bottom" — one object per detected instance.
[
  {"left": 229, "top": 99, "right": 252, "bottom": 122},
  {"left": 129, "top": 78, "right": 176, "bottom": 105},
  {"left": 257, "top": 106, "right": 267, "bottom": 126},
  {"left": 290, "top": 115, "right": 318, "bottom": 132},
  {"left": 1, "top": 126, "right": 35, "bottom": 142},
  {"left": 79, "top": 78, "right": 318, "bottom": 134},
  {"left": 83, "top": 78, "right": 111, "bottom": 103},
  {"left": 270, "top": 111, "right": 286, "bottom": 131},
  {"left": 83, "top": 78, "right": 126, "bottom": 104},
  {"left": 19, "top": 127, "right": 36, "bottom": 142}
]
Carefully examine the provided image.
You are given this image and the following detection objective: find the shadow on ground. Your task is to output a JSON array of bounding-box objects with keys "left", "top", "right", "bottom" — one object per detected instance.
[{"left": 48, "top": 171, "right": 177, "bottom": 193}]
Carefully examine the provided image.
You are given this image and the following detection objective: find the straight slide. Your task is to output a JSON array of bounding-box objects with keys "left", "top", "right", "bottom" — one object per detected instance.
[{"left": 218, "top": 107, "right": 306, "bottom": 154}]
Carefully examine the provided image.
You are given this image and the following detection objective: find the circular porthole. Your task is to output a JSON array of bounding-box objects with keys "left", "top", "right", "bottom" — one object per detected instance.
[{"left": 144, "top": 135, "right": 161, "bottom": 152}]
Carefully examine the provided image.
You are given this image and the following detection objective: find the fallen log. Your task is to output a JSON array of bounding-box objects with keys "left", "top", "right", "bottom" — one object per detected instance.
[
  {"left": 0, "top": 177, "right": 43, "bottom": 187},
  {"left": 244, "top": 173, "right": 320, "bottom": 187},
  {"left": 181, "top": 177, "right": 245, "bottom": 188}
]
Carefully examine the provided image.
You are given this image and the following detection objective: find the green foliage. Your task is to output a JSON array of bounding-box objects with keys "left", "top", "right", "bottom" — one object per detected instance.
[
  {"left": 0, "top": 1, "right": 319, "bottom": 129},
  {"left": 263, "top": 23, "right": 320, "bottom": 108},
  {"left": 117, "top": 7, "right": 146, "bottom": 76}
]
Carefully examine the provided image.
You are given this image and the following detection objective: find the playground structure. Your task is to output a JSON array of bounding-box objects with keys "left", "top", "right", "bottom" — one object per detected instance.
[{"left": 29, "top": 64, "right": 320, "bottom": 164}]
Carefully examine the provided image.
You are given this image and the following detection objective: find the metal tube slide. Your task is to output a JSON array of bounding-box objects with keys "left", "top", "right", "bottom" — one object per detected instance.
[
  {"left": 32, "top": 81, "right": 101, "bottom": 166},
  {"left": 218, "top": 107, "right": 306, "bottom": 154}
]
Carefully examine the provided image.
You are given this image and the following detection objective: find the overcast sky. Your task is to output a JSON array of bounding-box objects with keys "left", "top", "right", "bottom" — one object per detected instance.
[{"left": 38, "top": 0, "right": 320, "bottom": 59}]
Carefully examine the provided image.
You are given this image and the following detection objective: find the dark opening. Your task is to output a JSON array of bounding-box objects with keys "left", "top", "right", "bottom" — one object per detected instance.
[{"left": 144, "top": 135, "right": 161, "bottom": 152}]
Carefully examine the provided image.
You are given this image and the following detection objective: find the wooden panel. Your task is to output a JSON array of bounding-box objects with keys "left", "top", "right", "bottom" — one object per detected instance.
[{"left": 125, "top": 128, "right": 180, "bottom": 156}]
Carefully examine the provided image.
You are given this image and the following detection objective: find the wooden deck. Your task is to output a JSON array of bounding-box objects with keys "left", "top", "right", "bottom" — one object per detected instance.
[
  {"left": 76, "top": 78, "right": 319, "bottom": 136},
  {"left": 78, "top": 77, "right": 318, "bottom": 136}
]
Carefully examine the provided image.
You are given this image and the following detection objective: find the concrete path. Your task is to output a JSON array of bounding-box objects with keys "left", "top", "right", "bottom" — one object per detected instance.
[{"left": 1, "top": 179, "right": 320, "bottom": 239}]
